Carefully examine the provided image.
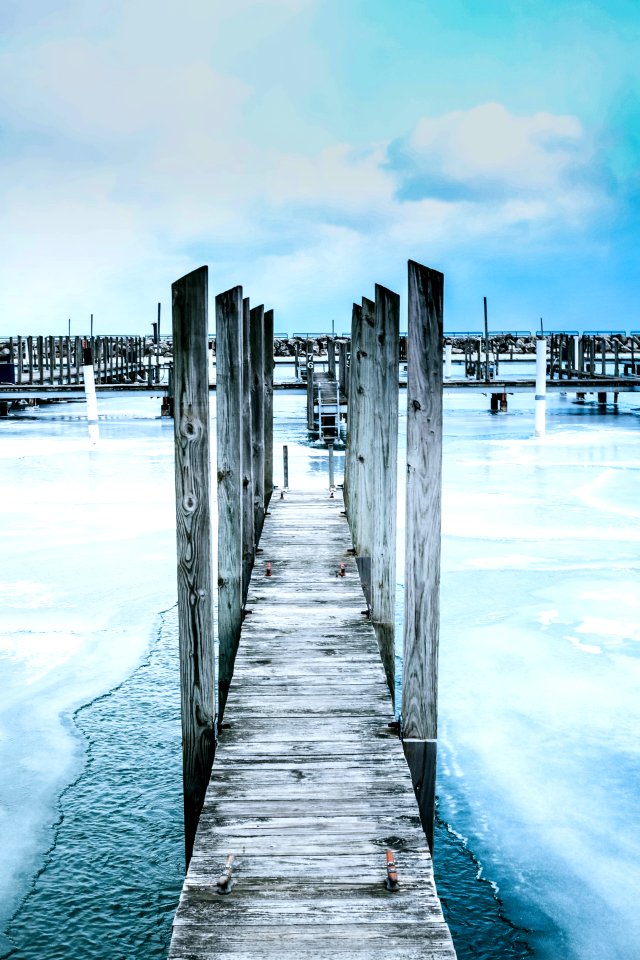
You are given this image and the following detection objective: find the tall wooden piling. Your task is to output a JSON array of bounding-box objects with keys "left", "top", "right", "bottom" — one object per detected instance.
[
  {"left": 350, "top": 299, "right": 375, "bottom": 566},
  {"left": 264, "top": 309, "right": 274, "bottom": 509},
  {"left": 172, "top": 265, "right": 216, "bottom": 867},
  {"left": 241, "top": 298, "right": 254, "bottom": 605},
  {"left": 343, "top": 304, "right": 362, "bottom": 531},
  {"left": 327, "top": 336, "right": 336, "bottom": 379},
  {"left": 306, "top": 353, "right": 315, "bottom": 430},
  {"left": 345, "top": 289, "right": 399, "bottom": 696},
  {"left": 250, "top": 304, "right": 265, "bottom": 542},
  {"left": 37, "top": 336, "right": 44, "bottom": 384},
  {"left": 216, "top": 285, "right": 244, "bottom": 717},
  {"left": 369, "top": 284, "right": 400, "bottom": 696},
  {"left": 402, "top": 260, "right": 444, "bottom": 853}
]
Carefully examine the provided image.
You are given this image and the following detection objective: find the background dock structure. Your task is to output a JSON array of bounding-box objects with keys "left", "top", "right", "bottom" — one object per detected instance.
[
  {"left": 3, "top": 327, "right": 640, "bottom": 414},
  {"left": 0, "top": 333, "right": 157, "bottom": 388},
  {"left": 169, "top": 262, "right": 456, "bottom": 958}
]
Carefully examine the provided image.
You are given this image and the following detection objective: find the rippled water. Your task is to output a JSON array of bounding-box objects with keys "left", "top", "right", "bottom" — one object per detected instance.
[
  {"left": 1, "top": 602, "right": 530, "bottom": 960},
  {"left": 3, "top": 388, "right": 638, "bottom": 959},
  {"left": 1, "top": 608, "right": 184, "bottom": 960}
]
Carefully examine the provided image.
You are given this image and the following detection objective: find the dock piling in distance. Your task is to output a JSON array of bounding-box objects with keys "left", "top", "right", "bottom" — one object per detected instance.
[
  {"left": 342, "top": 303, "right": 362, "bottom": 537},
  {"left": 216, "top": 285, "right": 244, "bottom": 719},
  {"left": 264, "top": 309, "right": 275, "bottom": 509},
  {"left": 172, "top": 265, "right": 216, "bottom": 867},
  {"left": 250, "top": 304, "right": 266, "bottom": 542},
  {"left": 241, "top": 298, "right": 254, "bottom": 606},
  {"left": 402, "top": 260, "right": 444, "bottom": 853}
]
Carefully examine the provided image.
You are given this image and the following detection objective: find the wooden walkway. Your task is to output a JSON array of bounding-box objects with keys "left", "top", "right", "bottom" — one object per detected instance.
[{"left": 168, "top": 489, "right": 456, "bottom": 959}]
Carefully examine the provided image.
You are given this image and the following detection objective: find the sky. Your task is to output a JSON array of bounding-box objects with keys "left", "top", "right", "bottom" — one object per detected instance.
[{"left": 1, "top": 0, "right": 639, "bottom": 335}]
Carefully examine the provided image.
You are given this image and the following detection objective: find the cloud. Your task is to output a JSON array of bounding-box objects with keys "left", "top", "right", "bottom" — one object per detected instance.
[
  {"left": 0, "top": 0, "right": 613, "bottom": 333},
  {"left": 388, "top": 103, "right": 588, "bottom": 198}
]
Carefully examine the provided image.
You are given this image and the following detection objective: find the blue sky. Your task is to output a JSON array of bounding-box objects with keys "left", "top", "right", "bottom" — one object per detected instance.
[{"left": 0, "top": 0, "right": 639, "bottom": 334}]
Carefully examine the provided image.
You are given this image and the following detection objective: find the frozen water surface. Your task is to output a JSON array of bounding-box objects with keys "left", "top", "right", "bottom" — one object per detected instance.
[
  {"left": 431, "top": 392, "right": 640, "bottom": 960},
  {"left": 0, "top": 388, "right": 639, "bottom": 959}
]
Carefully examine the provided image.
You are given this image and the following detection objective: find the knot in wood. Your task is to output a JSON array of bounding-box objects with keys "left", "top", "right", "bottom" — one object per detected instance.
[
  {"left": 357, "top": 454, "right": 365, "bottom": 463},
  {"left": 182, "top": 416, "right": 198, "bottom": 439},
  {"left": 183, "top": 493, "right": 197, "bottom": 512},
  {"left": 412, "top": 399, "right": 422, "bottom": 412}
]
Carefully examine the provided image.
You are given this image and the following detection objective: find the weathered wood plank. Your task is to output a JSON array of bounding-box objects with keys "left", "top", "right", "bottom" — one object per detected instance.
[
  {"left": 173, "top": 889, "right": 444, "bottom": 926},
  {"left": 250, "top": 304, "right": 265, "bottom": 542},
  {"left": 169, "top": 489, "right": 455, "bottom": 959},
  {"left": 402, "top": 261, "right": 444, "bottom": 853},
  {"left": 263, "top": 308, "right": 274, "bottom": 509},
  {"left": 216, "top": 286, "right": 244, "bottom": 716},
  {"left": 186, "top": 851, "right": 434, "bottom": 883},
  {"left": 172, "top": 265, "right": 216, "bottom": 867},
  {"left": 169, "top": 924, "right": 456, "bottom": 960},
  {"left": 241, "top": 297, "right": 254, "bottom": 605},
  {"left": 370, "top": 285, "right": 400, "bottom": 697}
]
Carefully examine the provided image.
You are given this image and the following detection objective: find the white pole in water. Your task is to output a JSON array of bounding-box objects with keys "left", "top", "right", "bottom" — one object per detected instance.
[
  {"left": 82, "top": 339, "right": 99, "bottom": 444},
  {"left": 535, "top": 335, "right": 546, "bottom": 438},
  {"left": 444, "top": 342, "right": 452, "bottom": 379}
]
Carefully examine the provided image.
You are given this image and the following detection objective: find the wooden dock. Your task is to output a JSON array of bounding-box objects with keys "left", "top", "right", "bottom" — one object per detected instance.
[{"left": 168, "top": 488, "right": 456, "bottom": 959}]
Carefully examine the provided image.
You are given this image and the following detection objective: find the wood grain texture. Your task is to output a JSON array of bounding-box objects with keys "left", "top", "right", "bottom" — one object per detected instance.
[
  {"left": 370, "top": 284, "right": 400, "bottom": 696},
  {"left": 250, "top": 304, "right": 265, "bottom": 542},
  {"left": 343, "top": 303, "right": 361, "bottom": 535},
  {"left": 263, "top": 309, "right": 274, "bottom": 509},
  {"left": 352, "top": 296, "right": 376, "bottom": 565},
  {"left": 306, "top": 351, "right": 315, "bottom": 430},
  {"left": 241, "top": 298, "right": 254, "bottom": 605},
  {"left": 170, "top": 923, "right": 455, "bottom": 960},
  {"left": 327, "top": 335, "right": 336, "bottom": 379},
  {"left": 402, "top": 262, "right": 443, "bottom": 741},
  {"left": 172, "top": 264, "right": 216, "bottom": 867},
  {"left": 401, "top": 261, "right": 443, "bottom": 852},
  {"left": 216, "top": 285, "right": 244, "bottom": 716},
  {"left": 168, "top": 489, "right": 455, "bottom": 959}
]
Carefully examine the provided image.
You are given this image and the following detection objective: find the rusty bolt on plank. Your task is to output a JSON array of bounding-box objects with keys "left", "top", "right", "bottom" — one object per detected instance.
[
  {"left": 266, "top": 561, "right": 272, "bottom": 577},
  {"left": 385, "top": 849, "right": 399, "bottom": 892},
  {"left": 216, "top": 853, "right": 235, "bottom": 894},
  {"left": 339, "top": 562, "right": 346, "bottom": 577}
]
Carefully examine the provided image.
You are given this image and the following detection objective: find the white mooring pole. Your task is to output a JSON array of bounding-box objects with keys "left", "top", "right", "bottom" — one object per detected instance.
[
  {"left": 535, "top": 335, "right": 546, "bottom": 438},
  {"left": 444, "top": 342, "right": 452, "bottom": 379},
  {"left": 82, "top": 339, "right": 99, "bottom": 444}
]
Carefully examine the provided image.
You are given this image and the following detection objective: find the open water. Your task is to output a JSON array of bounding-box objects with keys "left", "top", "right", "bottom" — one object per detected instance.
[{"left": 1, "top": 385, "right": 639, "bottom": 959}]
